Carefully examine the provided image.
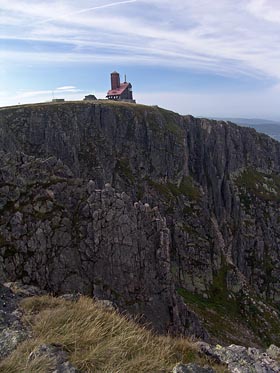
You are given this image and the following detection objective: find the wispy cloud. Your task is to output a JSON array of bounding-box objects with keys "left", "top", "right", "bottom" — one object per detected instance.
[
  {"left": 56, "top": 86, "right": 80, "bottom": 91},
  {"left": 0, "top": 86, "right": 98, "bottom": 107},
  {"left": 37, "top": 0, "right": 138, "bottom": 25},
  {"left": 16, "top": 86, "right": 82, "bottom": 98},
  {"left": 1, "top": 1, "right": 280, "bottom": 83},
  {"left": 247, "top": 0, "right": 280, "bottom": 23}
]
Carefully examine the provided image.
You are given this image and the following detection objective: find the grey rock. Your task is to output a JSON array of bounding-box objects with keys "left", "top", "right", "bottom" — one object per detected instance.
[
  {"left": 198, "top": 343, "right": 280, "bottom": 373},
  {"left": 173, "top": 363, "right": 215, "bottom": 372},
  {"left": 28, "top": 344, "right": 79, "bottom": 372},
  {"left": 0, "top": 153, "right": 205, "bottom": 339},
  {"left": 0, "top": 283, "right": 28, "bottom": 358},
  {"left": 94, "top": 299, "right": 119, "bottom": 311},
  {"left": 0, "top": 325, "right": 27, "bottom": 359},
  {"left": 266, "top": 345, "right": 280, "bottom": 360},
  {"left": 4, "top": 282, "right": 46, "bottom": 297},
  {"left": 59, "top": 294, "right": 81, "bottom": 302},
  {"left": 55, "top": 361, "right": 80, "bottom": 373}
]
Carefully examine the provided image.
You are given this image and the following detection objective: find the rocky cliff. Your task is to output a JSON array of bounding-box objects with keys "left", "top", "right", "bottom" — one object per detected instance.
[{"left": 0, "top": 101, "right": 279, "bottom": 346}]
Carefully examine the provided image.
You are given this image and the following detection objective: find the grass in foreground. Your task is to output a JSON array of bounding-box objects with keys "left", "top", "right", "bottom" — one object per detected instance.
[{"left": 0, "top": 295, "right": 227, "bottom": 373}]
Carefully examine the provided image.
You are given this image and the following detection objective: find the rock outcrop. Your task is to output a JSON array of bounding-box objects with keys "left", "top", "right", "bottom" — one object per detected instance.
[
  {"left": 28, "top": 344, "right": 79, "bottom": 373},
  {"left": 0, "top": 101, "right": 279, "bottom": 345},
  {"left": 0, "top": 282, "right": 46, "bottom": 358},
  {"left": 199, "top": 342, "right": 280, "bottom": 372},
  {"left": 0, "top": 283, "right": 27, "bottom": 358},
  {"left": 174, "top": 342, "right": 280, "bottom": 372},
  {"left": 0, "top": 151, "right": 205, "bottom": 338}
]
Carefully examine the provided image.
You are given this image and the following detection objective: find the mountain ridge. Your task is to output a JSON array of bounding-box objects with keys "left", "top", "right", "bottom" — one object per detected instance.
[
  {"left": 211, "top": 117, "right": 280, "bottom": 125},
  {"left": 0, "top": 101, "right": 279, "bottom": 347},
  {"left": 211, "top": 116, "right": 280, "bottom": 141}
]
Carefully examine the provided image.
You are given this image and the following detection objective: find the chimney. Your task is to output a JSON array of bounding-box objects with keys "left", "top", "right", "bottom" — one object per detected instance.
[{"left": 111, "top": 71, "right": 120, "bottom": 90}]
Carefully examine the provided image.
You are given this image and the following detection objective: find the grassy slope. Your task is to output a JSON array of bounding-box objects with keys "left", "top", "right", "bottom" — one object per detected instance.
[
  {"left": 0, "top": 100, "right": 152, "bottom": 112},
  {"left": 0, "top": 295, "right": 227, "bottom": 373}
]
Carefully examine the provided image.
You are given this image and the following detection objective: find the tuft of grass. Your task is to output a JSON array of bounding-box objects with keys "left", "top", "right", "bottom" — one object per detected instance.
[
  {"left": 21, "top": 295, "right": 65, "bottom": 314},
  {"left": 0, "top": 295, "right": 227, "bottom": 373}
]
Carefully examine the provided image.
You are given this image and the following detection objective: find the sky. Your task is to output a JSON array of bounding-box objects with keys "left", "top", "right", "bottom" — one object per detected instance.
[{"left": 1, "top": 0, "right": 280, "bottom": 119}]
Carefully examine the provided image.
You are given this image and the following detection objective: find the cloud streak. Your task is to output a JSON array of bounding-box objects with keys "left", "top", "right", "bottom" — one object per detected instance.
[
  {"left": 37, "top": 0, "right": 138, "bottom": 25},
  {"left": 0, "top": 86, "right": 92, "bottom": 107},
  {"left": 16, "top": 86, "right": 82, "bottom": 98},
  {"left": 2, "top": 0, "right": 280, "bottom": 104}
]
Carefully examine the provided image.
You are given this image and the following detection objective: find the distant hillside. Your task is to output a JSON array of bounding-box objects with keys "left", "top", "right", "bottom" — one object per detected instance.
[{"left": 212, "top": 117, "right": 280, "bottom": 142}]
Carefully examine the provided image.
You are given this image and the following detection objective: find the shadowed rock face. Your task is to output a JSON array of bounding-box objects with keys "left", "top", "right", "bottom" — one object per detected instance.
[
  {"left": 0, "top": 102, "right": 279, "bottom": 345},
  {"left": 0, "top": 152, "right": 205, "bottom": 338}
]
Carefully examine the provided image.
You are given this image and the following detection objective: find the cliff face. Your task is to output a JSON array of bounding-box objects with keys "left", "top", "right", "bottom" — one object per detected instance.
[
  {"left": 0, "top": 152, "right": 206, "bottom": 338},
  {"left": 0, "top": 101, "right": 279, "bottom": 346}
]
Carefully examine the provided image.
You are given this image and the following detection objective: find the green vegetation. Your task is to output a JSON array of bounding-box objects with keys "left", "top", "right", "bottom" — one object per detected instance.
[
  {"left": 148, "top": 179, "right": 175, "bottom": 201},
  {"left": 182, "top": 224, "right": 198, "bottom": 235},
  {"left": 136, "top": 185, "right": 144, "bottom": 200},
  {"left": 115, "top": 158, "right": 135, "bottom": 183},
  {"left": 0, "top": 100, "right": 150, "bottom": 111},
  {"left": 157, "top": 107, "right": 184, "bottom": 137},
  {"left": 97, "top": 99, "right": 150, "bottom": 111},
  {"left": 177, "top": 287, "right": 251, "bottom": 346},
  {"left": 178, "top": 262, "right": 240, "bottom": 320},
  {"left": 0, "top": 295, "right": 227, "bottom": 373},
  {"left": 179, "top": 176, "right": 201, "bottom": 201},
  {"left": 177, "top": 263, "right": 280, "bottom": 347},
  {"left": 194, "top": 300, "right": 244, "bottom": 342},
  {"left": 208, "top": 262, "right": 240, "bottom": 317},
  {"left": 148, "top": 176, "right": 201, "bottom": 202},
  {"left": 235, "top": 168, "right": 280, "bottom": 202}
]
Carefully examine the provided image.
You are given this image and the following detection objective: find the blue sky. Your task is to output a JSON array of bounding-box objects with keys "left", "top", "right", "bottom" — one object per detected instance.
[{"left": 1, "top": 0, "right": 280, "bottom": 119}]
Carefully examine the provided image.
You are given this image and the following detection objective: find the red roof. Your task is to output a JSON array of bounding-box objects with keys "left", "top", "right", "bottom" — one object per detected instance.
[{"left": 107, "top": 82, "right": 129, "bottom": 96}]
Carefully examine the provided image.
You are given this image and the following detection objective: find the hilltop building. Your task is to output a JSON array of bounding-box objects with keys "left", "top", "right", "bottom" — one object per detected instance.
[
  {"left": 84, "top": 94, "right": 97, "bottom": 101},
  {"left": 106, "top": 71, "right": 136, "bottom": 103},
  {"left": 52, "top": 98, "right": 65, "bottom": 103}
]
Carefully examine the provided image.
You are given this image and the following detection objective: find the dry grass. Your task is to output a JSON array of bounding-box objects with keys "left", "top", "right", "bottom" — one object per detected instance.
[{"left": 0, "top": 295, "right": 227, "bottom": 372}]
